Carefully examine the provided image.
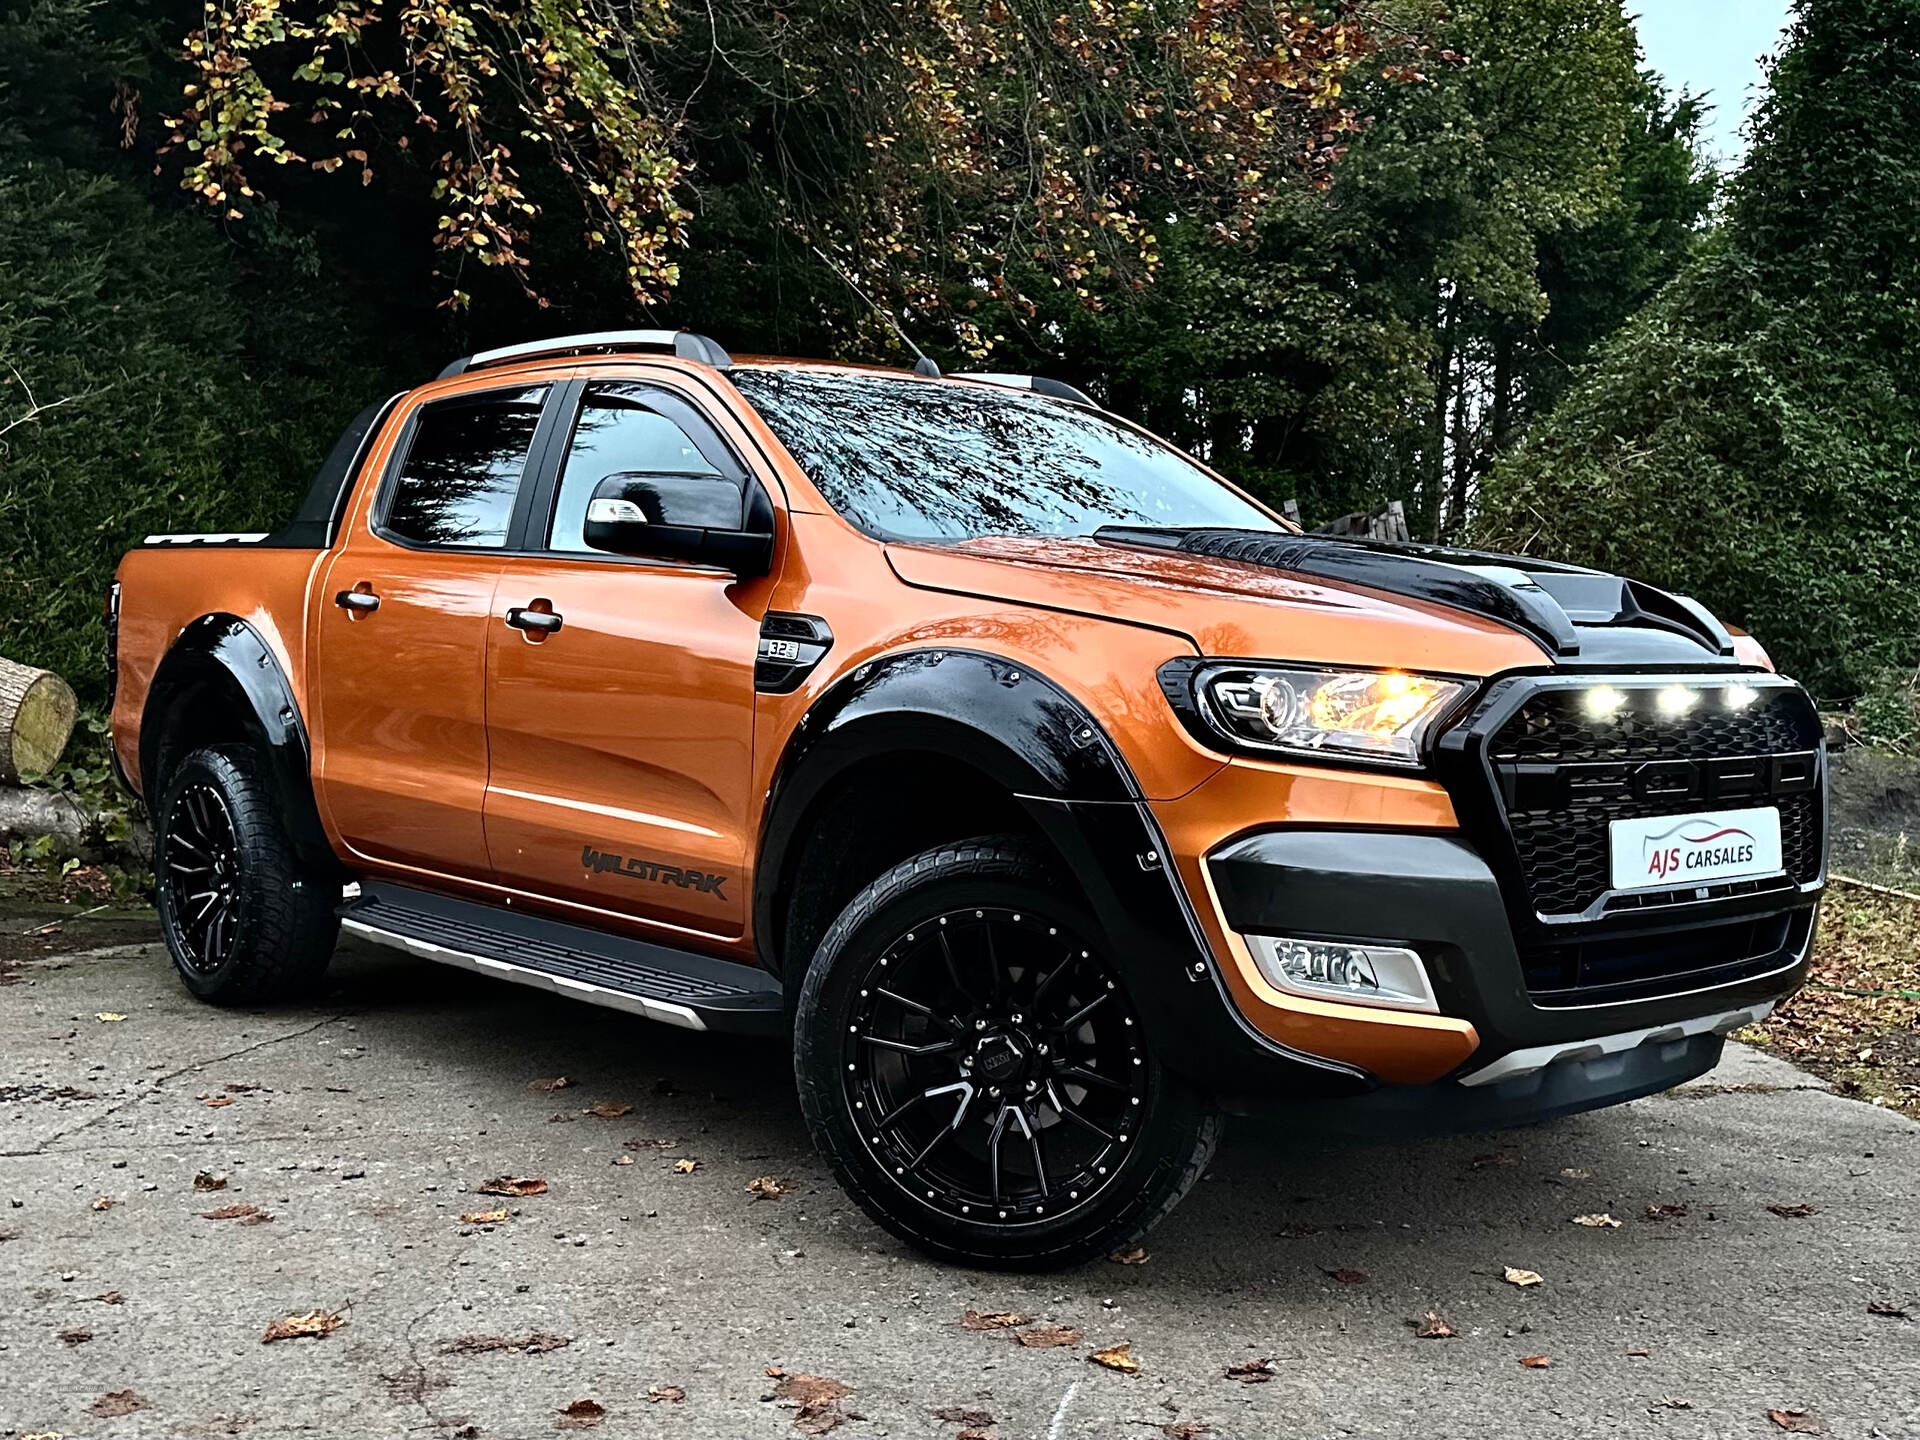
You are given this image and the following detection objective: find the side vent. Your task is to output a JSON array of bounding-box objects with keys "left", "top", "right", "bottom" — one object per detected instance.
[{"left": 756, "top": 614, "right": 834, "bottom": 694}]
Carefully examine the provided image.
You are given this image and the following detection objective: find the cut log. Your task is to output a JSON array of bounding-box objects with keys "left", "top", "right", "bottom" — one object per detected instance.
[{"left": 0, "top": 657, "right": 78, "bottom": 783}]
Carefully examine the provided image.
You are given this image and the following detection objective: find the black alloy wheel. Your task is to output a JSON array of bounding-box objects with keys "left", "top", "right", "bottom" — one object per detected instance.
[
  {"left": 844, "top": 906, "right": 1150, "bottom": 1225},
  {"left": 154, "top": 745, "right": 340, "bottom": 1004},
  {"left": 795, "top": 838, "right": 1221, "bottom": 1269},
  {"left": 161, "top": 780, "right": 244, "bottom": 974}
]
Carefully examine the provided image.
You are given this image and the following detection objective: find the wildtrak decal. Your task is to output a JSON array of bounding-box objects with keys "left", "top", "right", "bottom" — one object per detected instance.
[{"left": 582, "top": 845, "right": 728, "bottom": 900}]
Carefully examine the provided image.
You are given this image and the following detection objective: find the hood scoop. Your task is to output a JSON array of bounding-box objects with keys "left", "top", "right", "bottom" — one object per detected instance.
[{"left": 1093, "top": 526, "right": 1733, "bottom": 661}]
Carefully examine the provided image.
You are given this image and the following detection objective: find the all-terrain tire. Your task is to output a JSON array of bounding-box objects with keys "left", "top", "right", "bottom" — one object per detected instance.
[
  {"left": 794, "top": 836, "right": 1222, "bottom": 1269},
  {"left": 154, "top": 745, "right": 339, "bottom": 1004}
]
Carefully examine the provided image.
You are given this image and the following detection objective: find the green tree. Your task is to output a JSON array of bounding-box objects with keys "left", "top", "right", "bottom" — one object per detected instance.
[{"left": 1478, "top": 0, "right": 1920, "bottom": 698}]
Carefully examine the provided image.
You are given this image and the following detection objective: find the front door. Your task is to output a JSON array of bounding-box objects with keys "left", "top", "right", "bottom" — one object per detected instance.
[
  {"left": 482, "top": 378, "right": 770, "bottom": 938},
  {"left": 312, "top": 382, "right": 554, "bottom": 877}
]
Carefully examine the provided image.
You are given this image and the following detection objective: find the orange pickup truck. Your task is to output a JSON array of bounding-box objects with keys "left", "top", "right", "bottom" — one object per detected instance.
[{"left": 109, "top": 329, "right": 1827, "bottom": 1268}]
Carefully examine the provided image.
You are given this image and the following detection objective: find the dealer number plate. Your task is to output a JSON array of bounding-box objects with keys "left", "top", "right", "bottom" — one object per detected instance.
[{"left": 1607, "top": 806, "right": 1783, "bottom": 892}]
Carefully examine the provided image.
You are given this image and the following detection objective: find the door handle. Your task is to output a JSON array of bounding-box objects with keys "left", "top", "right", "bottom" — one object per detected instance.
[
  {"left": 505, "top": 605, "right": 564, "bottom": 635},
  {"left": 334, "top": 587, "right": 380, "bottom": 613}
]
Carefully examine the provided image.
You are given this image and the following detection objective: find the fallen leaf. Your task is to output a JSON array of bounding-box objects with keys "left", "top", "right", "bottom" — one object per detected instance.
[
  {"left": 91, "top": 1291, "right": 125, "bottom": 1305},
  {"left": 1627, "top": 1347, "right": 1651, "bottom": 1357},
  {"left": 201, "top": 1203, "right": 261, "bottom": 1221},
  {"left": 557, "top": 1398, "right": 605, "bottom": 1430},
  {"left": 623, "top": 1136, "right": 680, "bottom": 1151},
  {"left": 958, "top": 1430, "right": 992, "bottom": 1440},
  {"left": 528, "top": 1076, "right": 573, "bottom": 1093},
  {"left": 612, "top": 1155, "right": 634, "bottom": 1166},
  {"left": 1519, "top": 1355, "right": 1552, "bottom": 1369},
  {"left": 238, "top": 1212, "right": 274, "bottom": 1226},
  {"left": 192, "top": 1170, "right": 228, "bottom": 1192},
  {"left": 1571, "top": 1213, "right": 1621, "bottom": 1228},
  {"left": 672, "top": 1158, "right": 699, "bottom": 1174},
  {"left": 748, "top": 1175, "right": 787, "bottom": 1201},
  {"left": 1767, "top": 1203, "right": 1816, "bottom": 1219},
  {"left": 89, "top": 1391, "right": 150, "bottom": 1418},
  {"left": 261, "top": 1309, "right": 345, "bottom": 1344},
  {"left": 1224, "top": 1358, "right": 1275, "bottom": 1383},
  {"left": 59, "top": 1327, "right": 93, "bottom": 1344},
  {"left": 583, "top": 1102, "right": 632, "bottom": 1119},
  {"left": 204, "top": 1096, "right": 234, "bottom": 1108},
  {"left": 1322, "top": 1266, "right": 1368, "bottom": 1285},
  {"left": 1502, "top": 1267, "right": 1543, "bottom": 1287},
  {"left": 96, "top": 1012, "right": 125, "bottom": 1022},
  {"left": 1867, "top": 1300, "right": 1910, "bottom": 1319},
  {"left": 1090, "top": 1342, "right": 1140, "bottom": 1374},
  {"left": 1560, "top": 1167, "right": 1590, "bottom": 1179},
  {"left": 774, "top": 1373, "right": 853, "bottom": 1435},
  {"left": 1766, "top": 1409, "right": 1827, "bottom": 1435},
  {"left": 1643, "top": 1202, "right": 1689, "bottom": 1222},
  {"left": 1162, "top": 1424, "right": 1213, "bottom": 1440},
  {"left": 934, "top": 1406, "right": 992, "bottom": 1426},
  {"left": 459, "top": 1208, "right": 511, "bottom": 1225},
  {"left": 647, "top": 1384, "right": 686, "bottom": 1404},
  {"left": 1415, "top": 1312, "right": 1456, "bottom": 1339},
  {"left": 478, "top": 1176, "right": 548, "bottom": 1197},
  {"left": 962, "top": 1310, "right": 1030, "bottom": 1330},
  {"left": 1660, "top": 1397, "right": 1694, "bottom": 1410},
  {"left": 442, "top": 1332, "right": 572, "bottom": 1355},
  {"left": 1016, "top": 1324, "right": 1082, "bottom": 1348},
  {"left": 90, "top": 1195, "right": 115, "bottom": 1212},
  {"left": 1109, "top": 1245, "right": 1149, "bottom": 1265}
]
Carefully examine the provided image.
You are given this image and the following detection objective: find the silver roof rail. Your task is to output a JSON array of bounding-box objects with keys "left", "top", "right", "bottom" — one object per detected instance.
[
  {"left": 438, "top": 330, "right": 732, "bottom": 380},
  {"left": 951, "top": 372, "right": 1097, "bottom": 407}
]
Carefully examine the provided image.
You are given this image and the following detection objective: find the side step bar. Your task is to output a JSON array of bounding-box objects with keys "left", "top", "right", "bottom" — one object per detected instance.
[{"left": 338, "top": 882, "right": 785, "bottom": 1036}]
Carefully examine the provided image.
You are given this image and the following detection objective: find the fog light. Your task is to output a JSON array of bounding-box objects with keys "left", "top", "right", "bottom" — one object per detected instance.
[{"left": 1245, "top": 935, "right": 1438, "bottom": 1013}]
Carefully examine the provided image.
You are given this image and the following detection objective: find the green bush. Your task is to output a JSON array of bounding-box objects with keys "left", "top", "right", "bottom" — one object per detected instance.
[
  {"left": 1478, "top": 0, "right": 1920, "bottom": 700},
  {"left": 0, "top": 160, "right": 376, "bottom": 703}
]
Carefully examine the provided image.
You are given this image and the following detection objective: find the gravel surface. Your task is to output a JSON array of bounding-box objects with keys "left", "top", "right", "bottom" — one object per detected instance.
[{"left": 3, "top": 897, "right": 1916, "bottom": 1440}]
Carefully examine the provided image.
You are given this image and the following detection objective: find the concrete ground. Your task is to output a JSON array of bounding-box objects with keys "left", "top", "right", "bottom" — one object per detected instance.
[{"left": 3, "top": 894, "right": 1916, "bottom": 1440}]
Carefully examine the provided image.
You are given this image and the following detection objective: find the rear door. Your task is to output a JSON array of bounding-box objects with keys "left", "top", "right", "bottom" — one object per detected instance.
[
  {"left": 313, "top": 382, "right": 557, "bottom": 877},
  {"left": 480, "top": 376, "right": 771, "bottom": 938}
]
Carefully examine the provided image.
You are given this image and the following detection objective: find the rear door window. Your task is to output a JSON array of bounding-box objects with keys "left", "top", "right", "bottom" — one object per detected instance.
[{"left": 382, "top": 386, "right": 548, "bottom": 548}]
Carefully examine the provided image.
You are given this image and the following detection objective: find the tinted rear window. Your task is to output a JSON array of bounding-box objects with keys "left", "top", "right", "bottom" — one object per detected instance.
[{"left": 383, "top": 386, "right": 547, "bottom": 548}]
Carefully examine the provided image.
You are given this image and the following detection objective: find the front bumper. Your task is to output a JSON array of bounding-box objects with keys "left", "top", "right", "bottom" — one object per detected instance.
[{"left": 1200, "top": 827, "right": 1815, "bottom": 1122}]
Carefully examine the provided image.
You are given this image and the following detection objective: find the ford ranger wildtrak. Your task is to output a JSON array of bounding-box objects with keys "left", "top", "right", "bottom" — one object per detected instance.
[{"left": 109, "top": 329, "right": 1827, "bottom": 1268}]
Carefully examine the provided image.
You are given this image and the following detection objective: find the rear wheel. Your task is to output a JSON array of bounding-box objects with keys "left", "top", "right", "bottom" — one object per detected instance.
[
  {"left": 155, "top": 745, "right": 339, "bottom": 1004},
  {"left": 794, "top": 838, "right": 1221, "bottom": 1269}
]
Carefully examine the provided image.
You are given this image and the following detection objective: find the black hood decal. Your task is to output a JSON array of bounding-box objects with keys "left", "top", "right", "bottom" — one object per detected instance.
[{"left": 1093, "top": 526, "right": 1733, "bottom": 662}]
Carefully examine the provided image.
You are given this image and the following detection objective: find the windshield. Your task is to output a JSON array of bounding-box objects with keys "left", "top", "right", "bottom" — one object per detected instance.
[{"left": 729, "top": 368, "right": 1282, "bottom": 543}]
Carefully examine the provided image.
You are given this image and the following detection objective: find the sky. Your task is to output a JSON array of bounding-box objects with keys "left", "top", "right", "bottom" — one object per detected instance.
[{"left": 1633, "top": 1, "right": 1795, "bottom": 165}]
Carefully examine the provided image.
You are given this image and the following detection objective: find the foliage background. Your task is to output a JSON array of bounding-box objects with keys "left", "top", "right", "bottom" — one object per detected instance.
[{"left": 0, "top": 0, "right": 1912, "bottom": 709}]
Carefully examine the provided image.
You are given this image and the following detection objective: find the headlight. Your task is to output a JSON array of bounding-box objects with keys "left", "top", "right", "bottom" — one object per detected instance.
[{"left": 1190, "top": 664, "right": 1469, "bottom": 768}]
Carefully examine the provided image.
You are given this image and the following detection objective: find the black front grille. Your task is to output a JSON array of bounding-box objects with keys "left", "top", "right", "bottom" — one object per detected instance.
[
  {"left": 1487, "top": 683, "right": 1824, "bottom": 920},
  {"left": 1521, "top": 910, "right": 1810, "bottom": 1008}
]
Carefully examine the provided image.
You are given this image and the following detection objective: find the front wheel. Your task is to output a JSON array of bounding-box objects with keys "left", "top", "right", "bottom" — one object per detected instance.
[
  {"left": 794, "top": 838, "right": 1221, "bottom": 1269},
  {"left": 155, "top": 745, "right": 339, "bottom": 1004}
]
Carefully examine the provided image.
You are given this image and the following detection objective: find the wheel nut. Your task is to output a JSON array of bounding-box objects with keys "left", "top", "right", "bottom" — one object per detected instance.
[
  {"left": 1010, "top": 1013, "right": 1024, "bottom": 1024},
  {"left": 975, "top": 1019, "right": 988, "bottom": 1031}
]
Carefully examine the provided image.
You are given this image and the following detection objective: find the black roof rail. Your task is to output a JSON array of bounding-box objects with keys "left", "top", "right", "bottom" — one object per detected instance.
[
  {"left": 437, "top": 330, "right": 732, "bottom": 380},
  {"left": 951, "top": 372, "right": 1097, "bottom": 407}
]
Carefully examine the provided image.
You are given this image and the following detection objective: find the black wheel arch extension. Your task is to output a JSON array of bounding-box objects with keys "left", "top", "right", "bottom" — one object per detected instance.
[
  {"left": 138, "top": 614, "right": 336, "bottom": 871},
  {"left": 754, "top": 647, "right": 1373, "bottom": 1100}
]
